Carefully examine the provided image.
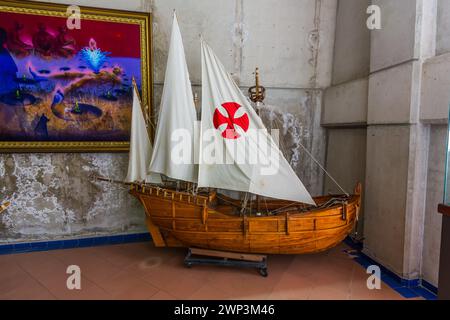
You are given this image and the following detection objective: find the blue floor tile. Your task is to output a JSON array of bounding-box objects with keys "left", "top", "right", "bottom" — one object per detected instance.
[
  {"left": 13, "top": 242, "right": 32, "bottom": 253},
  {"left": 47, "top": 241, "right": 63, "bottom": 250},
  {"left": 380, "top": 274, "right": 403, "bottom": 289},
  {"left": 0, "top": 244, "right": 14, "bottom": 254},
  {"left": 30, "top": 242, "right": 48, "bottom": 251},
  {"left": 411, "top": 287, "right": 437, "bottom": 300},
  {"left": 393, "top": 287, "right": 420, "bottom": 299},
  {"left": 78, "top": 238, "right": 94, "bottom": 247},
  {"left": 93, "top": 236, "right": 109, "bottom": 245},
  {"left": 421, "top": 280, "right": 438, "bottom": 295},
  {"left": 108, "top": 235, "right": 124, "bottom": 244},
  {"left": 62, "top": 239, "right": 79, "bottom": 248},
  {"left": 350, "top": 243, "right": 437, "bottom": 300}
]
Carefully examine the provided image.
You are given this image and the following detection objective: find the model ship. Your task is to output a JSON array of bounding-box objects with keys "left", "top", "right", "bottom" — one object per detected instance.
[{"left": 98, "top": 13, "right": 361, "bottom": 254}]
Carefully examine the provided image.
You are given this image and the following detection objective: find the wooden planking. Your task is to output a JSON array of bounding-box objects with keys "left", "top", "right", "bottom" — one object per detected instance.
[
  {"left": 249, "top": 233, "right": 280, "bottom": 253},
  {"left": 315, "top": 215, "right": 348, "bottom": 229},
  {"left": 144, "top": 198, "right": 172, "bottom": 217},
  {"left": 288, "top": 217, "right": 315, "bottom": 232},
  {"left": 145, "top": 217, "right": 166, "bottom": 247},
  {"left": 172, "top": 219, "right": 206, "bottom": 232},
  {"left": 207, "top": 233, "right": 251, "bottom": 253},
  {"left": 150, "top": 217, "right": 173, "bottom": 229},
  {"left": 278, "top": 233, "right": 318, "bottom": 254},
  {"left": 167, "top": 231, "right": 206, "bottom": 249},
  {"left": 132, "top": 184, "right": 361, "bottom": 255},
  {"left": 175, "top": 203, "right": 203, "bottom": 219},
  {"left": 207, "top": 219, "right": 243, "bottom": 232},
  {"left": 163, "top": 232, "right": 185, "bottom": 247},
  {"left": 248, "top": 219, "right": 279, "bottom": 233},
  {"left": 302, "top": 208, "right": 342, "bottom": 218}
]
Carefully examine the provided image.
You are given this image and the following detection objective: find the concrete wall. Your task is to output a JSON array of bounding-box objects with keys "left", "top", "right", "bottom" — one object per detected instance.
[
  {"left": 325, "top": 0, "right": 446, "bottom": 288},
  {"left": 322, "top": 0, "right": 370, "bottom": 238},
  {"left": 420, "top": 49, "right": 450, "bottom": 288},
  {"left": 363, "top": 0, "right": 437, "bottom": 284},
  {"left": 331, "top": 0, "right": 370, "bottom": 86},
  {"left": 437, "top": 0, "right": 450, "bottom": 55},
  {"left": 418, "top": 43, "right": 450, "bottom": 288},
  {"left": 324, "top": 128, "right": 367, "bottom": 235},
  {"left": 1, "top": 0, "right": 337, "bottom": 242},
  {"left": 363, "top": 125, "right": 411, "bottom": 274},
  {"left": 423, "top": 125, "right": 445, "bottom": 286}
]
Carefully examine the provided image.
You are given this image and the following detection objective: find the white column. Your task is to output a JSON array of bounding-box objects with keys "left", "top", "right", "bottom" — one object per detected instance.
[{"left": 363, "top": 0, "right": 437, "bottom": 279}]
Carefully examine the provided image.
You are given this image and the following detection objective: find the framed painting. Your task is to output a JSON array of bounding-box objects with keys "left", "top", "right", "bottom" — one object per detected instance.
[{"left": 0, "top": 0, "right": 152, "bottom": 152}]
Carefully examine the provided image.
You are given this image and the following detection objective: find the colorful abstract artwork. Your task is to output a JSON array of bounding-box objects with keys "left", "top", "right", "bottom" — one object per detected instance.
[{"left": 0, "top": 1, "right": 152, "bottom": 151}]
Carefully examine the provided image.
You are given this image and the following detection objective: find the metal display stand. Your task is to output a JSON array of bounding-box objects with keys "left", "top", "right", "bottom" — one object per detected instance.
[{"left": 184, "top": 248, "right": 268, "bottom": 277}]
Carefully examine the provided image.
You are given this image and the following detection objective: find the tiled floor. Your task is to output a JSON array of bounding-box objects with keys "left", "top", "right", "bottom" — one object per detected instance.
[{"left": 0, "top": 242, "right": 410, "bottom": 300}]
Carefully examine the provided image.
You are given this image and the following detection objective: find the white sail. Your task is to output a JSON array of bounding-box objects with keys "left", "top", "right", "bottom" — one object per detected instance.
[
  {"left": 149, "top": 13, "right": 198, "bottom": 183},
  {"left": 198, "top": 40, "right": 315, "bottom": 205},
  {"left": 125, "top": 86, "right": 162, "bottom": 184}
]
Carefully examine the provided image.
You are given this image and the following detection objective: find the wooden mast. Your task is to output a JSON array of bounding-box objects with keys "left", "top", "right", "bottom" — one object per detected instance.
[
  {"left": 248, "top": 68, "right": 266, "bottom": 108},
  {"left": 248, "top": 68, "right": 266, "bottom": 213}
]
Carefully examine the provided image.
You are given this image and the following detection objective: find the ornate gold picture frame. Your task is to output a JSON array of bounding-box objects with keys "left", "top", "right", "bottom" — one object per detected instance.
[{"left": 0, "top": 0, "right": 152, "bottom": 152}]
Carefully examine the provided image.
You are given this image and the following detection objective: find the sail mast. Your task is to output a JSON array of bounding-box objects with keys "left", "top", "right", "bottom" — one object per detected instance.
[{"left": 248, "top": 68, "right": 266, "bottom": 212}]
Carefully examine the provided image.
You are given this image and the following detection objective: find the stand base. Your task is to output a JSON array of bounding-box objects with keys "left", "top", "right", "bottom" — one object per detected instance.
[{"left": 184, "top": 248, "right": 268, "bottom": 277}]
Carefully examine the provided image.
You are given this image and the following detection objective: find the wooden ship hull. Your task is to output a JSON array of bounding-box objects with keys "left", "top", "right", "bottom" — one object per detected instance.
[{"left": 130, "top": 183, "right": 361, "bottom": 255}]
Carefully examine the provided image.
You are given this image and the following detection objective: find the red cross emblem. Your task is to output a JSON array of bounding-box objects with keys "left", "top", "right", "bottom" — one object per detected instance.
[{"left": 213, "top": 102, "right": 249, "bottom": 139}]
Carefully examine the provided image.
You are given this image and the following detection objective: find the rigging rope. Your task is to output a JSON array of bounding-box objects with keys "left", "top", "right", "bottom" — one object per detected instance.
[
  {"left": 259, "top": 103, "right": 350, "bottom": 197},
  {"left": 296, "top": 141, "right": 349, "bottom": 197}
]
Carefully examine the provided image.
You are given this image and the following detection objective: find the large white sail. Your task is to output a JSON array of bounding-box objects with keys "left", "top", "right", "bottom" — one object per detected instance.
[
  {"left": 198, "top": 40, "right": 315, "bottom": 205},
  {"left": 149, "top": 13, "right": 198, "bottom": 183},
  {"left": 125, "top": 86, "right": 162, "bottom": 184}
]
